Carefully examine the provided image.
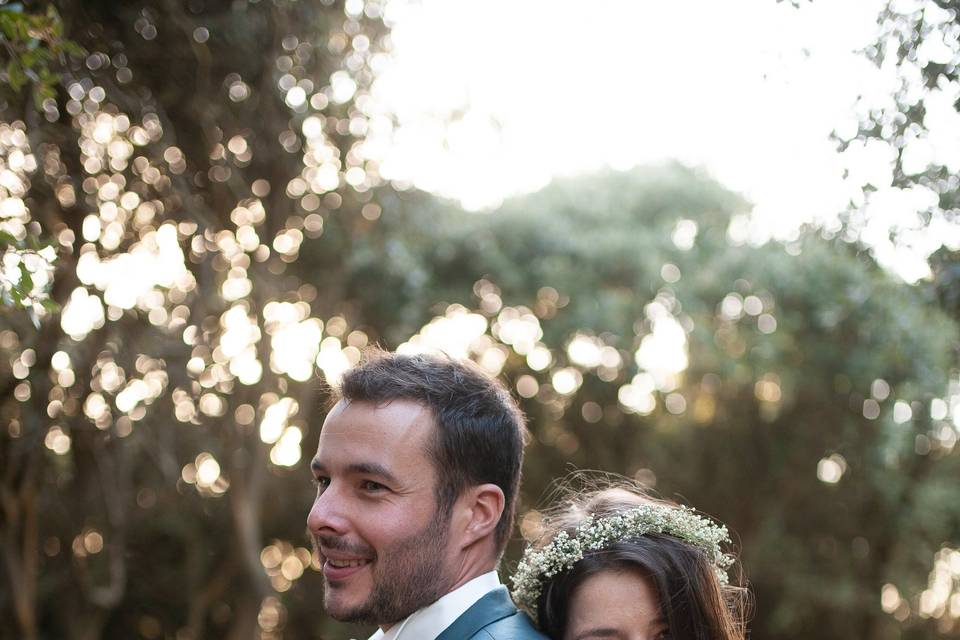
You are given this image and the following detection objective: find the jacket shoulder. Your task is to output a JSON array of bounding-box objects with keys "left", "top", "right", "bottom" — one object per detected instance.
[
  {"left": 435, "top": 586, "right": 548, "bottom": 640},
  {"left": 469, "top": 610, "right": 548, "bottom": 640}
]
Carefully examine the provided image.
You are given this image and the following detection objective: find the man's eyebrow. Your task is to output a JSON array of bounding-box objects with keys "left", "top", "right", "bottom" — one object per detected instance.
[
  {"left": 308, "top": 459, "right": 399, "bottom": 485},
  {"left": 346, "top": 462, "right": 400, "bottom": 485}
]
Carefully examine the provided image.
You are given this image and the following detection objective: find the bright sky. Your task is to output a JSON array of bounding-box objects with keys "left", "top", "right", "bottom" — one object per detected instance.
[{"left": 372, "top": 0, "right": 960, "bottom": 282}]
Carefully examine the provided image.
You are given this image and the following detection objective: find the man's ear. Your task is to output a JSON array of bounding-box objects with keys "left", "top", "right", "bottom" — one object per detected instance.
[{"left": 455, "top": 483, "right": 505, "bottom": 549}]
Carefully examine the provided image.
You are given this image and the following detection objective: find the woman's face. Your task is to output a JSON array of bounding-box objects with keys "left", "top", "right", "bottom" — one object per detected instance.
[{"left": 562, "top": 569, "right": 668, "bottom": 640}]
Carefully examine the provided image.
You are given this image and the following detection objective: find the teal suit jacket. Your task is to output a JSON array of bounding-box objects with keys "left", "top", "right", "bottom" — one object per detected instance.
[{"left": 435, "top": 586, "right": 547, "bottom": 640}]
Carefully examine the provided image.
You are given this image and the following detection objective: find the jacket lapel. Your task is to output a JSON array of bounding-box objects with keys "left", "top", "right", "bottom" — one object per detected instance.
[{"left": 434, "top": 586, "right": 517, "bottom": 640}]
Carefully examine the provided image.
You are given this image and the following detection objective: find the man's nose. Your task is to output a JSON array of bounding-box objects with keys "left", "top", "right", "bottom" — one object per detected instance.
[{"left": 306, "top": 482, "right": 350, "bottom": 536}]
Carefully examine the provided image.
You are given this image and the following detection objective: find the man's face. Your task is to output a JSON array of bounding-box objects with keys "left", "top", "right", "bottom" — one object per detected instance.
[{"left": 307, "top": 399, "right": 455, "bottom": 626}]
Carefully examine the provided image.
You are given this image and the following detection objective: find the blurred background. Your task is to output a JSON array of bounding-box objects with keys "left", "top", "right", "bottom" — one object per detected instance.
[{"left": 0, "top": 0, "right": 958, "bottom": 638}]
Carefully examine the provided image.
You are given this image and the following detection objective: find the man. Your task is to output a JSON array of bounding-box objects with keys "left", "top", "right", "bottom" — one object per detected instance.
[{"left": 307, "top": 350, "right": 546, "bottom": 640}]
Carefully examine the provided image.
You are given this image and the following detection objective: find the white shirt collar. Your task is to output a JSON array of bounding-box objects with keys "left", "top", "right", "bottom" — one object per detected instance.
[{"left": 367, "top": 571, "right": 501, "bottom": 640}]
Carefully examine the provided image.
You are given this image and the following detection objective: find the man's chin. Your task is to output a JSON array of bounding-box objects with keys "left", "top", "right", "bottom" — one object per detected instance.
[
  {"left": 327, "top": 609, "right": 374, "bottom": 625},
  {"left": 323, "top": 585, "right": 375, "bottom": 624},
  {"left": 322, "top": 590, "right": 413, "bottom": 627},
  {"left": 323, "top": 599, "right": 374, "bottom": 624}
]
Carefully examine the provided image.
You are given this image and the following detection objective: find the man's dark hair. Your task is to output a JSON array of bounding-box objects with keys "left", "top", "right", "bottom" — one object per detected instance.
[{"left": 335, "top": 350, "right": 528, "bottom": 556}]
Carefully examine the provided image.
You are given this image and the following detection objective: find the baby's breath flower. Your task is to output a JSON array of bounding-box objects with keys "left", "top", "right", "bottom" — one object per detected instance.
[{"left": 510, "top": 503, "right": 733, "bottom": 617}]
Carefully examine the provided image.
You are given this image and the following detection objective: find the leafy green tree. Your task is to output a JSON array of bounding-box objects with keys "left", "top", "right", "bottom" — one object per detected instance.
[
  {"left": 0, "top": 2, "right": 80, "bottom": 315},
  {"left": 840, "top": 1, "right": 960, "bottom": 215},
  {"left": 834, "top": 3, "right": 960, "bottom": 633},
  {"left": 0, "top": 3, "right": 80, "bottom": 108},
  {"left": 0, "top": 1, "right": 392, "bottom": 638}
]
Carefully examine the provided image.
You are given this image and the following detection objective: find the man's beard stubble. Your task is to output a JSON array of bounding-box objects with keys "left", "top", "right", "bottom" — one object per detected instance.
[{"left": 317, "top": 509, "right": 453, "bottom": 626}]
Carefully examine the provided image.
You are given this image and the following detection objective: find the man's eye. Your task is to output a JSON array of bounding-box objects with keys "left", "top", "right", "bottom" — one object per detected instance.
[
  {"left": 360, "top": 480, "right": 387, "bottom": 492},
  {"left": 312, "top": 477, "right": 330, "bottom": 490}
]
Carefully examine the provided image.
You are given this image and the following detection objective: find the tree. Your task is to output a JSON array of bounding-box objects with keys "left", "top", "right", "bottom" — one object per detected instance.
[
  {"left": 835, "top": 2, "right": 960, "bottom": 634},
  {"left": 841, "top": 0, "right": 960, "bottom": 218},
  {"left": 0, "top": 1, "right": 393, "bottom": 638},
  {"left": 0, "top": 3, "right": 76, "bottom": 316}
]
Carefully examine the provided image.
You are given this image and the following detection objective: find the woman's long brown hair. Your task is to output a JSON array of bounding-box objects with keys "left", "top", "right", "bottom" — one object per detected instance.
[{"left": 529, "top": 475, "right": 750, "bottom": 640}]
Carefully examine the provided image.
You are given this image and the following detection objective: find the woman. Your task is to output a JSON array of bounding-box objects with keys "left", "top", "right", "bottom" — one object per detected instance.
[{"left": 511, "top": 479, "right": 748, "bottom": 640}]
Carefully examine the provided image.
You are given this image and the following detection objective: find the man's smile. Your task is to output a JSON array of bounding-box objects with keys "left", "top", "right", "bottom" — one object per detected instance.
[
  {"left": 320, "top": 545, "right": 374, "bottom": 582},
  {"left": 322, "top": 557, "right": 372, "bottom": 582},
  {"left": 327, "top": 558, "right": 369, "bottom": 569}
]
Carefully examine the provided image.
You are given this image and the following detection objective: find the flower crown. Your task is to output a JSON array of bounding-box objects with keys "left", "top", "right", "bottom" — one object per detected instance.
[{"left": 510, "top": 503, "right": 734, "bottom": 616}]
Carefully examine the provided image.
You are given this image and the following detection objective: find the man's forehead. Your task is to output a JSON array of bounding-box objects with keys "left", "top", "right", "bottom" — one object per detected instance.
[
  {"left": 323, "top": 398, "right": 351, "bottom": 423},
  {"left": 316, "top": 398, "right": 435, "bottom": 453},
  {"left": 312, "top": 399, "right": 438, "bottom": 489},
  {"left": 321, "top": 397, "right": 430, "bottom": 428}
]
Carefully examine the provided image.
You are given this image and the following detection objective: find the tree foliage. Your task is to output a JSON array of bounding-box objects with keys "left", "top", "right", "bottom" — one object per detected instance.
[
  {"left": 837, "top": 4, "right": 960, "bottom": 631},
  {"left": 0, "top": 0, "right": 393, "bottom": 638},
  {"left": 0, "top": 2, "right": 79, "bottom": 315},
  {"left": 0, "top": 2, "right": 82, "bottom": 109},
  {"left": 838, "top": 1, "right": 960, "bottom": 288}
]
